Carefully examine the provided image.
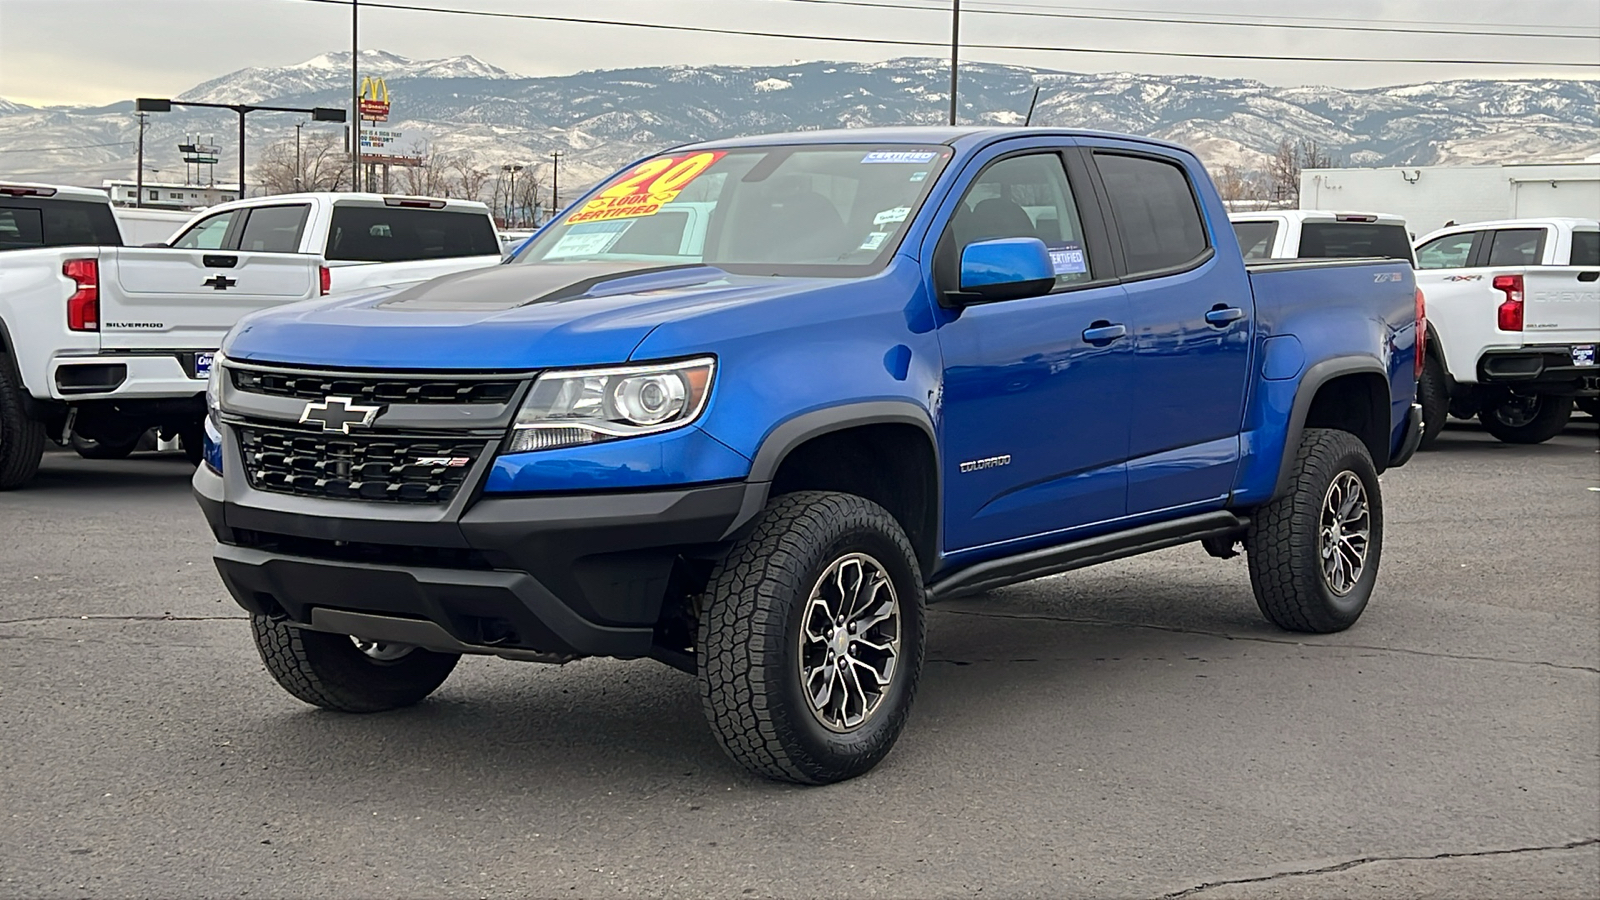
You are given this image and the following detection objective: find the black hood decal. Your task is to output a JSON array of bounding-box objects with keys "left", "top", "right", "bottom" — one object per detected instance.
[{"left": 373, "top": 262, "right": 715, "bottom": 312}]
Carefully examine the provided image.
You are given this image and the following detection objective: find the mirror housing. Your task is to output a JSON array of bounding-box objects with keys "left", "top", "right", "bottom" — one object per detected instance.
[{"left": 955, "top": 237, "right": 1055, "bottom": 303}]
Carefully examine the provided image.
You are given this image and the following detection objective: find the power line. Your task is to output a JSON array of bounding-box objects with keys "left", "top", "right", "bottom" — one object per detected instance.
[
  {"left": 288, "top": 0, "right": 1600, "bottom": 68},
  {"left": 765, "top": 0, "right": 1600, "bottom": 41},
  {"left": 965, "top": 0, "right": 1597, "bottom": 34},
  {"left": 0, "top": 141, "right": 136, "bottom": 153}
]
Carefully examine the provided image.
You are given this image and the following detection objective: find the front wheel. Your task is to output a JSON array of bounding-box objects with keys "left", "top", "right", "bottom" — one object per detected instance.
[
  {"left": 1478, "top": 393, "right": 1572, "bottom": 444},
  {"left": 697, "top": 491, "right": 926, "bottom": 784},
  {"left": 71, "top": 432, "right": 142, "bottom": 460},
  {"left": 1247, "top": 428, "right": 1383, "bottom": 634},
  {"left": 251, "top": 615, "right": 460, "bottom": 712}
]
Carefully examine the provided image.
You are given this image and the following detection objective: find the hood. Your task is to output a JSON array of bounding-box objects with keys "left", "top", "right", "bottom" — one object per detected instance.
[{"left": 223, "top": 261, "right": 835, "bottom": 370}]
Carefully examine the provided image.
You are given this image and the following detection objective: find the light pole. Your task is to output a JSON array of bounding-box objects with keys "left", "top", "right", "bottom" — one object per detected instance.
[
  {"left": 352, "top": 0, "right": 361, "bottom": 191},
  {"left": 550, "top": 150, "right": 562, "bottom": 223},
  {"left": 294, "top": 121, "right": 306, "bottom": 191},
  {"left": 135, "top": 112, "right": 148, "bottom": 208},
  {"left": 501, "top": 163, "right": 523, "bottom": 226},
  {"left": 949, "top": 0, "right": 960, "bottom": 126},
  {"left": 136, "top": 98, "right": 345, "bottom": 200}
]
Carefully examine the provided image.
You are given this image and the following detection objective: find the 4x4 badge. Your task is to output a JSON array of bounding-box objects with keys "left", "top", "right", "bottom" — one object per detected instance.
[{"left": 299, "top": 396, "right": 381, "bottom": 434}]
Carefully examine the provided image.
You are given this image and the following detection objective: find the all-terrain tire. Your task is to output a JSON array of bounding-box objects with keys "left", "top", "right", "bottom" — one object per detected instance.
[
  {"left": 250, "top": 615, "right": 460, "bottom": 712},
  {"left": 0, "top": 357, "right": 45, "bottom": 490},
  {"left": 1416, "top": 354, "right": 1449, "bottom": 450},
  {"left": 697, "top": 491, "right": 926, "bottom": 785},
  {"left": 1478, "top": 394, "right": 1572, "bottom": 444},
  {"left": 71, "top": 432, "right": 141, "bottom": 460},
  {"left": 1247, "top": 428, "right": 1383, "bottom": 634}
]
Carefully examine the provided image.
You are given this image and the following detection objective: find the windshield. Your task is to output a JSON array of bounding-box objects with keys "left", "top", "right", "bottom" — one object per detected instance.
[{"left": 514, "top": 144, "right": 954, "bottom": 276}]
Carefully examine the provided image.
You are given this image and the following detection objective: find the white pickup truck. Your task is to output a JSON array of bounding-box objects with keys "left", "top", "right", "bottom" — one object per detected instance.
[
  {"left": 1413, "top": 217, "right": 1600, "bottom": 446},
  {"left": 0, "top": 184, "right": 503, "bottom": 488},
  {"left": 1229, "top": 210, "right": 1416, "bottom": 264}
]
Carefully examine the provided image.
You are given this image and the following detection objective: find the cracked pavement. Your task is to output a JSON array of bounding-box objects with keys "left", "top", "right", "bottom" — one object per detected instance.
[{"left": 2, "top": 416, "right": 1597, "bottom": 898}]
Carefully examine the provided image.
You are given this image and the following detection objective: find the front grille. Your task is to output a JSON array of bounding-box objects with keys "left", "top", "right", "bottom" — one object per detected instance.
[
  {"left": 238, "top": 426, "right": 486, "bottom": 503},
  {"left": 232, "top": 368, "right": 519, "bottom": 405}
]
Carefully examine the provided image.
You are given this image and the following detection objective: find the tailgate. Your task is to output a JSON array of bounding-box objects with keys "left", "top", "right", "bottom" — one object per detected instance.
[
  {"left": 1523, "top": 268, "right": 1600, "bottom": 346},
  {"left": 102, "top": 247, "right": 317, "bottom": 349}
]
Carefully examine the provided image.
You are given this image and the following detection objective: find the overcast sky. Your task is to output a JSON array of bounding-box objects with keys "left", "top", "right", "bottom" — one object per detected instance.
[{"left": 1, "top": 0, "right": 1596, "bottom": 106}]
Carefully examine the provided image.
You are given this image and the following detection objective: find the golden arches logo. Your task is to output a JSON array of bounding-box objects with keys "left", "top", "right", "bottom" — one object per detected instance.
[{"left": 359, "top": 76, "right": 389, "bottom": 104}]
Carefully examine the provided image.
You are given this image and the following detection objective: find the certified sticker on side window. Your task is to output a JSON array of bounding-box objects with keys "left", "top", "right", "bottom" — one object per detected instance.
[{"left": 568, "top": 151, "right": 726, "bottom": 225}]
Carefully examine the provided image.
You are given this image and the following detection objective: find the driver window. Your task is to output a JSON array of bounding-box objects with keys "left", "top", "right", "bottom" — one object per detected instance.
[
  {"left": 950, "top": 153, "right": 1092, "bottom": 289},
  {"left": 171, "top": 210, "right": 238, "bottom": 250}
]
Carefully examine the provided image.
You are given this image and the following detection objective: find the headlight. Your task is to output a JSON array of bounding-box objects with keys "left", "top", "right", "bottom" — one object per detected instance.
[
  {"left": 205, "top": 354, "right": 225, "bottom": 419},
  {"left": 506, "top": 357, "right": 715, "bottom": 453}
]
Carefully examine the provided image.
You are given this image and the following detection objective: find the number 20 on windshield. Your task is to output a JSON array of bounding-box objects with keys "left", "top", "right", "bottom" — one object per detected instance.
[{"left": 567, "top": 151, "right": 726, "bottom": 225}]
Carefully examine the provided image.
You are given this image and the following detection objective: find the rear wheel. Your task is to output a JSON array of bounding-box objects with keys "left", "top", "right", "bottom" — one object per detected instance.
[
  {"left": 250, "top": 615, "right": 460, "bottom": 712},
  {"left": 697, "top": 491, "right": 926, "bottom": 785},
  {"left": 0, "top": 359, "right": 45, "bottom": 490},
  {"left": 1416, "top": 355, "right": 1449, "bottom": 450},
  {"left": 1478, "top": 393, "right": 1572, "bottom": 444},
  {"left": 1247, "top": 428, "right": 1383, "bottom": 634}
]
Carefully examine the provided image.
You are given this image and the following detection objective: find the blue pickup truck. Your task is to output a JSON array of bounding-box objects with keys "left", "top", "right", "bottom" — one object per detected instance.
[{"left": 194, "top": 127, "right": 1423, "bottom": 784}]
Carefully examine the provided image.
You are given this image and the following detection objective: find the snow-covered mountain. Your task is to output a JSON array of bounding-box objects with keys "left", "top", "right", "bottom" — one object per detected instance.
[{"left": 2, "top": 50, "right": 1596, "bottom": 193}]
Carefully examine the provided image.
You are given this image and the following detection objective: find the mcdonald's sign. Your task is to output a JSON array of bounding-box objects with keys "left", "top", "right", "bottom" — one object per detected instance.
[{"left": 358, "top": 76, "right": 390, "bottom": 122}]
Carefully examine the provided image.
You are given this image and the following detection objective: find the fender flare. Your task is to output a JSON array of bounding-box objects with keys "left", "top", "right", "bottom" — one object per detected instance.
[
  {"left": 1273, "top": 355, "right": 1389, "bottom": 500},
  {"left": 723, "top": 400, "right": 942, "bottom": 546}
]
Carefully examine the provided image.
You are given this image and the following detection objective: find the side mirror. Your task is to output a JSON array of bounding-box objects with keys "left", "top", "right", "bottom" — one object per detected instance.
[{"left": 956, "top": 237, "right": 1055, "bottom": 303}]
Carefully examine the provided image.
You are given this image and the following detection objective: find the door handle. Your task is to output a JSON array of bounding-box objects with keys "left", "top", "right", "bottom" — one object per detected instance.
[
  {"left": 1082, "top": 322, "right": 1127, "bottom": 344},
  {"left": 1205, "top": 306, "right": 1246, "bottom": 326},
  {"left": 203, "top": 254, "right": 238, "bottom": 269}
]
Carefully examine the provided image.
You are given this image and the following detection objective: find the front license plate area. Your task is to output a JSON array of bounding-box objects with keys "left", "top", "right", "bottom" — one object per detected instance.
[{"left": 1573, "top": 345, "right": 1596, "bottom": 367}]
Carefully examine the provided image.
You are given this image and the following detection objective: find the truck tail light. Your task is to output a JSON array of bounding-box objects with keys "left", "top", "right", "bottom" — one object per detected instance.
[
  {"left": 63, "top": 258, "right": 99, "bottom": 331},
  {"left": 1414, "top": 287, "right": 1427, "bottom": 380},
  {"left": 1493, "top": 274, "right": 1524, "bottom": 332},
  {"left": 319, "top": 265, "right": 331, "bottom": 296}
]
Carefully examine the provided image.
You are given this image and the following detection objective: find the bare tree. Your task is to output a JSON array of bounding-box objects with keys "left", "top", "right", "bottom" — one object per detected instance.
[
  {"left": 1266, "top": 138, "right": 1339, "bottom": 208},
  {"left": 1214, "top": 164, "right": 1267, "bottom": 206},
  {"left": 255, "top": 132, "right": 349, "bottom": 195},
  {"left": 446, "top": 152, "right": 492, "bottom": 203}
]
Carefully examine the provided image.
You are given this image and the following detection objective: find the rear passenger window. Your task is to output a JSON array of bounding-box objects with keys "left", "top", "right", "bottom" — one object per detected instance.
[
  {"left": 1571, "top": 231, "right": 1599, "bottom": 267},
  {"left": 948, "top": 152, "right": 1095, "bottom": 289},
  {"left": 1486, "top": 229, "right": 1545, "bottom": 266},
  {"left": 1231, "top": 220, "right": 1279, "bottom": 260},
  {"left": 237, "top": 205, "right": 310, "bottom": 253},
  {"left": 1415, "top": 232, "right": 1477, "bottom": 269},
  {"left": 1094, "top": 153, "right": 1208, "bottom": 275},
  {"left": 0, "top": 207, "right": 44, "bottom": 250}
]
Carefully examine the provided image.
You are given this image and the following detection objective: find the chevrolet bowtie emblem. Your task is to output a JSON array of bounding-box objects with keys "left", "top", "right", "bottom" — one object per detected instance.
[
  {"left": 299, "top": 396, "right": 381, "bottom": 434},
  {"left": 202, "top": 275, "right": 237, "bottom": 291}
]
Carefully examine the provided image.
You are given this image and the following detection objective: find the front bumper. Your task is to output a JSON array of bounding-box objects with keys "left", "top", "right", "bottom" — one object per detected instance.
[{"left": 195, "top": 463, "right": 763, "bottom": 659}]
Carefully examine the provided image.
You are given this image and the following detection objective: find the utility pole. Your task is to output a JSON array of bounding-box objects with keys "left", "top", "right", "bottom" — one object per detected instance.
[
  {"left": 135, "top": 112, "right": 147, "bottom": 208},
  {"left": 237, "top": 107, "right": 247, "bottom": 198},
  {"left": 295, "top": 121, "right": 306, "bottom": 191},
  {"left": 949, "top": 0, "right": 960, "bottom": 126},
  {"left": 351, "top": 0, "right": 361, "bottom": 191},
  {"left": 550, "top": 151, "right": 562, "bottom": 222}
]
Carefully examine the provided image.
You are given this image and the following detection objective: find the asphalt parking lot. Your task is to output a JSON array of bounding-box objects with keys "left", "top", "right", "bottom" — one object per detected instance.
[{"left": 2, "top": 416, "right": 1596, "bottom": 899}]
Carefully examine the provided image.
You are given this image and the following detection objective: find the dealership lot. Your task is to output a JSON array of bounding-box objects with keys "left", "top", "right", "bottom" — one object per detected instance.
[{"left": 2, "top": 417, "right": 1596, "bottom": 898}]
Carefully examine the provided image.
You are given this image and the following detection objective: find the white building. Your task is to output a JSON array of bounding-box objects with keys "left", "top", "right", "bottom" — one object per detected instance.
[
  {"left": 101, "top": 180, "right": 239, "bottom": 210},
  {"left": 1300, "top": 162, "right": 1600, "bottom": 237}
]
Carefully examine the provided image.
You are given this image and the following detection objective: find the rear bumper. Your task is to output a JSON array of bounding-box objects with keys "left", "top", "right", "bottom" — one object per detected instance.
[
  {"left": 194, "top": 463, "right": 761, "bottom": 659},
  {"left": 1477, "top": 346, "right": 1599, "bottom": 397},
  {"left": 1389, "top": 403, "right": 1424, "bottom": 468},
  {"left": 48, "top": 352, "right": 209, "bottom": 401}
]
